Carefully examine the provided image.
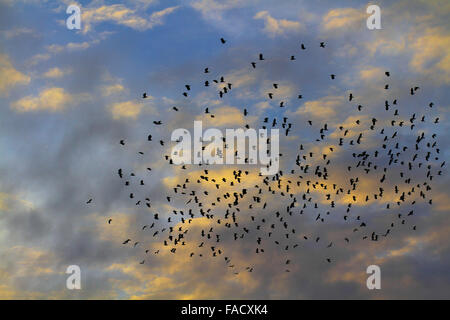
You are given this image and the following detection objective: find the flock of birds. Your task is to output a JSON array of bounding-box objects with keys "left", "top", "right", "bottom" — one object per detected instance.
[{"left": 88, "top": 37, "right": 444, "bottom": 275}]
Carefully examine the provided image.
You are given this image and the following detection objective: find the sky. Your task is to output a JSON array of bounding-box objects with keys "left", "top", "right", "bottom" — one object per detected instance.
[{"left": 0, "top": 0, "right": 449, "bottom": 299}]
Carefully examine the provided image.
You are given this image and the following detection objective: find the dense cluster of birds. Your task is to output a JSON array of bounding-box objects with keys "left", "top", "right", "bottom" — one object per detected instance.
[{"left": 88, "top": 37, "right": 444, "bottom": 275}]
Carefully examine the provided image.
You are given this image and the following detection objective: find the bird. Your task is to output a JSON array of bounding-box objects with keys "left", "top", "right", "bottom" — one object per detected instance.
[
  {"left": 220, "top": 38, "right": 226, "bottom": 44},
  {"left": 105, "top": 36, "right": 443, "bottom": 279}
]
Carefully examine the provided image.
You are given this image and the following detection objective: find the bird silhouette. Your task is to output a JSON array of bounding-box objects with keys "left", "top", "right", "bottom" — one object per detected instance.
[{"left": 103, "top": 36, "right": 443, "bottom": 277}]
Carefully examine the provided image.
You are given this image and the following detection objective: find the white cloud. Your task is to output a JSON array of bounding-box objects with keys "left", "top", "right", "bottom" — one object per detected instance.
[
  {"left": 191, "top": 0, "right": 245, "bottom": 20},
  {"left": 254, "top": 11, "right": 303, "bottom": 37},
  {"left": 82, "top": 4, "right": 180, "bottom": 33},
  {"left": 42, "top": 67, "right": 72, "bottom": 79},
  {"left": 102, "top": 83, "right": 125, "bottom": 96},
  {"left": 2, "top": 28, "right": 37, "bottom": 39}
]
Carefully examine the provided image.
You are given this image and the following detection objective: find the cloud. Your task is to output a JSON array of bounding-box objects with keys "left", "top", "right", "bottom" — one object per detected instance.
[
  {"left": 88, "top": 212, "right": 137, "bottom": 244},
  {"left": 42, "top": 67, "right": 72, "bottom": 79},
  {"left": 254, "top": 11, "right": 303, "bottom": 37},
  {"left": 365, "top": 38, "right": 406, "bottom": 57},
  {"left": 409, "top": 27, "right": 450, "bottom": 83},
  {"left": 259, "top": 80, "right": 296, "bottom": 102},
  {"left": 0, "top": 193, "right": 8, "bottom": 211},
  {"left": 0, "top": 192, "right": 34, "bottom": 212},
  {"left": 254, "top": 101, "right": 271, "bottom": 110},
  {"left": 10, "top": 87, "right": 74, "bottom": 112},
  {"left": 149, "top": 6, "right": 180, "bottom": 25},
  {"left": 195, "top": 105, "right": 250, "bottom": 127},
  {"left": 27, "top": 33, "right": 112, "bottom": 66},
  {"left": 0, "top": 54, "right": 30, "bottom": 96},
  {"left": 190, "top": 0, "right": 244, "bottom": 20},
  {"left": 110, "top": 100, "right": 144, "bottom": 119},
  {"left": 294, "top": 95, "right": 345, "bottom": 122},
  {"left": 27, "top": 53, "right": 51, "bottom": 66},
  {"left": 321, "top": 8, "right": 364, "bottom": 31},
  {"left": 46, "top": 40, "right": 98, "bottom": 54},
  {"left": 359, "top": 67, "right": 385, "bottom": 81},
  {"left": 82, "top": 4, "right": 180, "bottom": 33},
  {"left": 1, "top": 27, "right": 37, "bottom": 39},
  {"left": 102, "top": 83, "right": 125, "bottom": 96}
]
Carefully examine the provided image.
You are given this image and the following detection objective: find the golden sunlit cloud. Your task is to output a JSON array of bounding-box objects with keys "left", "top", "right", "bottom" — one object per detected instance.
[
  {"left": 409, "top": 27, "right": 450, "bottom": 83},
  {"left": 321, "top": 8, "right": 364, "bottom": 31},
  {"left": 110, "top": 100, "right": 144, "bottom": 119},
  {"left": 294, "top": 95, "right": 345, "bottom": 122},
  {"left": 11, "top": 87, "right": 74, "bottom": 112},
  {"left": 0, "top": 54, "right": 30, "bottom": 96}
]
